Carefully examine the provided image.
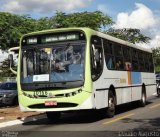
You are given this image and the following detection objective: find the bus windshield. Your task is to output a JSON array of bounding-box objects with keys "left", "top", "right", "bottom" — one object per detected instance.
[{"left": 21, "top": 43, "right": 85, "bottom": 85}]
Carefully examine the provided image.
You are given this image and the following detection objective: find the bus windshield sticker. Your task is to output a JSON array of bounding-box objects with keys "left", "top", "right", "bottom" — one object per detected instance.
[{"left": 33, "top": 74, "right": 49, "bottom": 82}]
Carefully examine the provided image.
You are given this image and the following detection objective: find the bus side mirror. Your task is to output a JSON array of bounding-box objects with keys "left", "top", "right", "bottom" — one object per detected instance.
[
  {"left": 8, "top": 54, "right": 13, "bottom": 67},
  {"left": 8, "top": 54, "right": 17, "bottom": 75},
  {"left": 8, "top": 47, "right": 19, "bottom": 75}
]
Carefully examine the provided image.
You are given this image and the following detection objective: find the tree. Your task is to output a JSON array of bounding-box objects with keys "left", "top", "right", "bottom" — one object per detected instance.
[
  {"left": 52, "top": 11, "right": 113, "bottom": 30},
  {"left": 34, "top": 17, "right": 55, "bottom": 31},
  {"left": 0, "top": 12, "right": 36, "bottom": 50},
  {"left": 106, "top": 28, "right": 150, "bottom": 44},
  {"left": 152, "top": 47, "right": 160, "bottom": 73},
  {"left": 0, "top": 59, "right": 17, "bottom": 78},
  {"left": 52, "top": 12, "right": 150, "bottom": 44},
  {"left": 0, "top": 11, "right": 114, "bottom": 50},
  {"left": 0, "top": 11, "right": 150, "bottom": 50}
]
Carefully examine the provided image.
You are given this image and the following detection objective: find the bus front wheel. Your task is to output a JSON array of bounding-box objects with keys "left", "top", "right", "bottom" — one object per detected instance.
[
  {"left": 46, "top": 112, "right": 61, "bottom": 121},
  {"left": 106, "top": 92, "right": 116, "bottom": 118}
]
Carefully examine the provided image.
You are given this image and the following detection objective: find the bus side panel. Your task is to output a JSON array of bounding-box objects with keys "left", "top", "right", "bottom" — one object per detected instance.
[
  {"left": 121, "top": 88, "right": 132, "bottom": 104},
  {"left": 141, "top": 73, "right": 156, "bottom": 98},
  {"left": 131, "top": 87, "right": 142, "bottom": 101},
  {"left": 147, "top": 85, "right": 156, "bottom": 97},
  {"left": 93, "top": 70, "right": 133, "bottom": 108},
  {"left": 131, "top": 72, "right": 142, "bottom": 101},
  {"left": 94, "top": 90, "right": 108, "bottom": 109}
]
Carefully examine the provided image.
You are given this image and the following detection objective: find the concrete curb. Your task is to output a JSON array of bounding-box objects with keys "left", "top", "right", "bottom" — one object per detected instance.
[
  {"left": 0, "top": 114, "right": 45, "bottom": 129},
  {"left": 0, "top": 119, "right": 24, "bottom": 128}
]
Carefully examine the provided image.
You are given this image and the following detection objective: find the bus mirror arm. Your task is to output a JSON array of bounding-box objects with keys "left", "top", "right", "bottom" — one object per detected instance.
[
  {"left": 8, "top": 47, "right": 19, "bottom": 75},
  {"left": 8, "top": 54, "right": 17, "bottom": 75}
]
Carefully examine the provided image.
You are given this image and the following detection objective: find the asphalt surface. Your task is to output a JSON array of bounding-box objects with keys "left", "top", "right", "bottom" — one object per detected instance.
[{"left": 0, "top": 95, "right": 160, "bottom": 137}]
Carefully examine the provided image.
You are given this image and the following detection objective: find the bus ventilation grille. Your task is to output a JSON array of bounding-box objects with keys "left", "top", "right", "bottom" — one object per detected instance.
[{"left": 28, "top": 102, "right": 78, "bottom": 109}]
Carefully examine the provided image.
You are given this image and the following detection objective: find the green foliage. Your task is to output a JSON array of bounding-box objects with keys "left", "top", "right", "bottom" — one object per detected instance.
[
  {"left": 0, "top": 11, "right": 150, "bottom": 50},
  {"left": 34, "top": 17, "right": 56, "bottom": 30},
  {"left": 0, "top": 12, "right": 36, "bottom": 50},
  {"left": 0, "top": 59, "right": 17, "bottom": 77},
  {"left": 0, "top": 11, "right": 113, "bottom": 50},
  {"left": 107, "top": 28, "right": 150, "bottom": 44},
  {"left": 152, "top": 47, "right": 160, "bottom": 73},
  {"left": 53, "top": 11, "right": 113, "bottom": 30}
]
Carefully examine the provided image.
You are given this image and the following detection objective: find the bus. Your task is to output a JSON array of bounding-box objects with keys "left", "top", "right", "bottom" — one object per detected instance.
[{"left": 8, "top": 28, "right": 156, "bottom": 120}]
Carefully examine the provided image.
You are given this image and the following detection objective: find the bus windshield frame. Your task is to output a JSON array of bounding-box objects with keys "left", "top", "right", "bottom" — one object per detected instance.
[{"left": 20, "top": 31, "right": 86, "bottom": 91}]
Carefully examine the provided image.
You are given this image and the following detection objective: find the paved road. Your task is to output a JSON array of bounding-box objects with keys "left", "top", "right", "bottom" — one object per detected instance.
[{"left": 0, "top": 95, "right": 160, "bottom": 137}]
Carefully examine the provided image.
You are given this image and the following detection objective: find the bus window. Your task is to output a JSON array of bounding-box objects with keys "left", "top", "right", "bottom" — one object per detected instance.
[
  {"left": 144, "top": 53, "right": 150, "bottom": 72},
  {"left": 114, "top": 44, "right": 122, "bottom": 57},
  {"left": 115, "top": 57, "right": 124, "bottom": 70},
  {"left": 105, "top": 42, "right": 113, "bottom": 54},
  {"left": 23, "top": 49, "right": 34, "bottom": 76},
  {"left": 123, "top": 47, "right": 131, "bottom": 61},
  {"left": 138, "top": 51, "right": 145, "bottom": 71},
  {"left": 132, "top": 49, "right": 139, "bottom": 71},
  {"left": 123, "top": 47, "right": 131, "bottom": 71},
  {"left": 106, "top": 55, "right": 115, "bottom": 70},
  {"left": 149, "top": 54, "right": 154, "bottom": 72},
  {"left": 103, "top": 40, "right": 115, "bottom": 70},
  {"left": 91, "top": 36, "right": 103, "bottom": 81},
  {"left": 114, "top": 44, "right": 124, "bottom": 70}
]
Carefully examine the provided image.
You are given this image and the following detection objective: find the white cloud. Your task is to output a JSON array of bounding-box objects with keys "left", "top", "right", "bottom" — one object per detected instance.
[
  {"left": 2, "top": 0, "right": 92, "bottom": 14},
  {"left": 113, "top": 3, "right": 156, "bottom": 29},
  {"left": 113, "top": 3, "right": 160, "bottom": 48}
]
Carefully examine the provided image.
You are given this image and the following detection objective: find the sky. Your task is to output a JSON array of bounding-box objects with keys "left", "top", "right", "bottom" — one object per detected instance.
[{"left": 0, "top": 0, "right": 160, "bottom": 60}]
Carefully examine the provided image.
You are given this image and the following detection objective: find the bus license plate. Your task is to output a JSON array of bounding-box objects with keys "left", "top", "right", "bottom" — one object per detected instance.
[{"left": 45, "top": 101, "right": 57, "bottom": 106}]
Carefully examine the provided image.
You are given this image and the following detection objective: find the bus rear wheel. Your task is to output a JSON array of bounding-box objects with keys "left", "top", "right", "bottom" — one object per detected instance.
[
  {"left": 46, "top": 112, "right": 61, "bottom": 121},
  {"left": 106, "top": 92, "right": 116, "bottom": 118},
  {"left": 139, "top": 87, "right": 146, "bottom": 107},
  {"left": 157, "top": 87, "right": 160, "bottom": 97}
]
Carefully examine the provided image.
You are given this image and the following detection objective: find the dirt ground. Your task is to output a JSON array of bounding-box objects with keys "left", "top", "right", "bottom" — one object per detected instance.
[{"left": 0, "top": 106, "right": 42, "bottom": 123}]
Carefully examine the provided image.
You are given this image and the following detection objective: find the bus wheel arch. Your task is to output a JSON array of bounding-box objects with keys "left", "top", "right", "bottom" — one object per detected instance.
[
  {"left": 140, "top": 84, "right": 147, "bottom": 107},
  {"left": 109, "top": 85, "right": 117, "bottom": 105},
  {"left": 106, "top": 85, "right": 116, "bottom": 118}
]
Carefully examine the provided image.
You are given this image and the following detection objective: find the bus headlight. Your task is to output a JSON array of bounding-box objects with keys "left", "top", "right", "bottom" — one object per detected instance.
[{"left": 65, "top": 89, "right": 82, "bottom": 97}]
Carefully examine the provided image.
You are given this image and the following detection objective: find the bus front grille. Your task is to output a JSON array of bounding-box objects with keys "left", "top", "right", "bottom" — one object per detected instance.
[{"left": 28, "top": 102, "right": 78, "bottom": 109}]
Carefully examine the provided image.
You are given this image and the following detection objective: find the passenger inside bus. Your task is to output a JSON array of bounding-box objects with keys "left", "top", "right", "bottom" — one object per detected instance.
[
  {"left": 106, "top": 56, "right": 114, "bottom": 69},
  {"left": 116, "top": 60, "right": 123, "bottom": 70},
  {"left": 53, "top": 45, "right": 82, "bottom": 71},
  {"left": 50, "top": 45, "right": 84, "bottom": 82},
  {"left": 125, "top": 62, "right": 131, "bottom": 71}
]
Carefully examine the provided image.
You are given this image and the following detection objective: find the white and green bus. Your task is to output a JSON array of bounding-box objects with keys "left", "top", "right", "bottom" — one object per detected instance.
[{"left": 9, "top": 28, "right": 156, "bottom": 120}]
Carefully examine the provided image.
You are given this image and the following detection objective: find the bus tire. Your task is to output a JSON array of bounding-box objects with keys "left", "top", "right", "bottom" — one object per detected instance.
[
  {"left": 106, "top": 91, "right": 116, "bottom": 118},
  {"left": 157, "top": 85, "right": 160, "bottom": 97},
  {"left": 46, "top": 112, "right": 61, "bottom": 121},
  {"left": 139, "top": 86, "right": 146, "bottom": 107}
]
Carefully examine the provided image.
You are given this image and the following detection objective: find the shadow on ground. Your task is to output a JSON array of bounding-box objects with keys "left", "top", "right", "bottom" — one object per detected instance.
[{"left": 22, "top": 101, "right": 153, "bottom": 126}]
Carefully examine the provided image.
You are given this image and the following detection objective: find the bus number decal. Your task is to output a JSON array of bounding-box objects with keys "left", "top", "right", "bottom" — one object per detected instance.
[{"left": 34, "top": 91, "right": 48, "bottom": 97}]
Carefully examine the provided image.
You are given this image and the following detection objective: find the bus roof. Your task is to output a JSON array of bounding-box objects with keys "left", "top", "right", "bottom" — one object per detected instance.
[
  {"left": 22, "top": 27, "right": 152, "bottom": 53},
  {"left": 89, "top": 28, "right": 152, "bottom": 53}
]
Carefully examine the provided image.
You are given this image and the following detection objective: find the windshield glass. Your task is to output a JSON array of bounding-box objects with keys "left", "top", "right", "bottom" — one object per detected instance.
[
  {"left": 21, "top": 43, "right": 85, "bottom": 84},
  {"left": 0, "top": 83, "right": 17, "bottom": 90}
]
